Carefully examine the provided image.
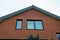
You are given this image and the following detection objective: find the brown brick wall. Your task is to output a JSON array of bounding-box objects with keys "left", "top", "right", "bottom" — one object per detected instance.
[{"left": 0, "top": 9, "right": 60, "bottom": 40}]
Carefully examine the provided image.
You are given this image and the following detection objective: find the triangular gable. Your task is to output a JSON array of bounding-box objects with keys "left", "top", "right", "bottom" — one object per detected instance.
[{"left": 0, "top": 5, "right": 60, "bottom": 22}]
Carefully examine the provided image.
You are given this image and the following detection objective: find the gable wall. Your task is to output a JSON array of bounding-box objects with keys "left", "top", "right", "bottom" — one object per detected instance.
[{"left": 0, "top": 9, "right": 60, "bottom": 40}]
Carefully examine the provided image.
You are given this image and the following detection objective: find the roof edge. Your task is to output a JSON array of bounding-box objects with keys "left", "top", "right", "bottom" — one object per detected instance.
[
  {"left": 32, "top": 5, "right": 60, "bottom": 20},
  {"left": 0, "top": 5, "right": 60, "bottom": 22}
]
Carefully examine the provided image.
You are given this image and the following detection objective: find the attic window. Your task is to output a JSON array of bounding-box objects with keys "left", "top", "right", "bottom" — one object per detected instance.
[
  {"left": 16, "top": 20, "right": 22, "bottom": 30},
  {"left": 27, "top": 20, "right": 43, "bottom": 30}
]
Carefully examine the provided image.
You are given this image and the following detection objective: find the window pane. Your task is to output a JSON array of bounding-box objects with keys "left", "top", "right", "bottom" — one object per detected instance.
[
  {"left": 16, "top": 21, "right": 22, "bottom": 29},
  {"left": 56, "top": 34, "right": 60, "bottom": 40},
  {"left": 27, "top": 21, "right": 34, "bottom": 29},
  {"left": 35, "top": 21, "right": 43, "bottom": 30}
]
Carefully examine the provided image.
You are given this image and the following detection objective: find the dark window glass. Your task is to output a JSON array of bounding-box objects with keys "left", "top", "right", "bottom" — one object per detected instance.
[{"left": 56, "top": 34, "right": 60, "bottom": 40}]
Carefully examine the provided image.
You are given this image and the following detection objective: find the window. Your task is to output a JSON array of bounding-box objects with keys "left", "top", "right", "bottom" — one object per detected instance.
[
  {"left": 27, "top": 20, "right": 43, "bottom": 30},
  {"left": 16, "top": 20, "right": 22, "bottom": 30},
  {"left": 56, "top": 33, "right": 60, "bottom": 40},
  {"left": 27, "top": 21, "right": 34, "bottom": 29}
]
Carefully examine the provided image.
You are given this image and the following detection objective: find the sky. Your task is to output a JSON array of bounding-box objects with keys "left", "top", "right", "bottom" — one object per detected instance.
[{"left": 0, "top": 0, "right": 60, "bottom": 17}]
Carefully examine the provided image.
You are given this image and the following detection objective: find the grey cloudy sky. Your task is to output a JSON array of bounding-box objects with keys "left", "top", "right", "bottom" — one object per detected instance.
[{"left": 0, "top": 0, "right": 60, "bottom": 17}]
